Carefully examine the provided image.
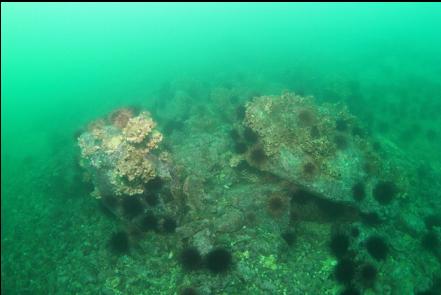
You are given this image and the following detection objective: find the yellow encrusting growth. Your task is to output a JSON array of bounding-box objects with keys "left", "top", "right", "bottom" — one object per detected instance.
[{"left": 78, "top": 109, "right": 164, "bottom": 198}]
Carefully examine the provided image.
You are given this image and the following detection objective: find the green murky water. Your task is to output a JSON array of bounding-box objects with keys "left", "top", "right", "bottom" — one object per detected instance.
[{"left": 2, "top": 3, "right": 441, "bottom": 294}]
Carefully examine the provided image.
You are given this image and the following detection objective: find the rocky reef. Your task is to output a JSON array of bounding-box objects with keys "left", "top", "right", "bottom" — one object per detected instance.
[{"left": 72, "top": 88, "right": 439, "bottom": 295}]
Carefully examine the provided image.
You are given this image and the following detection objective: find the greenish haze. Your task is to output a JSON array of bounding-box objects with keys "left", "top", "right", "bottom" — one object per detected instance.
[{"left": 2, "top": 3, "right": 441, "bottom": 294}]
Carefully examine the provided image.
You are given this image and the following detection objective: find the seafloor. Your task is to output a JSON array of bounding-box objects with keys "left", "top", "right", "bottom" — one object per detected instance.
[{"left": 2, "top": 67, "right": 441, "bottom": 295}]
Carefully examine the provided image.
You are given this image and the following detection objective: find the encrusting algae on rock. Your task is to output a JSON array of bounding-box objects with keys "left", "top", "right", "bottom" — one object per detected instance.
[
  {"left": 243, "top": 92, "right": 406, "bottom": 215},
  {"left": 78, "top": 109, "right": 169, "bottom": 198}
]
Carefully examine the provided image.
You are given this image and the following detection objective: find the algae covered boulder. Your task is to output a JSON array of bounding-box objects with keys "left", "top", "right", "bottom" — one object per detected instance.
[
  {"left": 77, "top": 108, "right": 172, "bottom": 199},
  {"left": 243, "top": 92, "right": 404, "bottom": 213}
]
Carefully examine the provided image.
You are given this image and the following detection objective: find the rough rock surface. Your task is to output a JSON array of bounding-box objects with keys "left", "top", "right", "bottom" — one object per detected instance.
[{"left": 243, "top": 92, "right": 407, "bottom": 215}]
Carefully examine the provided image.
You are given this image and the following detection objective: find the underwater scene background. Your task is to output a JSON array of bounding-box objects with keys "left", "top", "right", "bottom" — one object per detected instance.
[{"left": 2, "top": 3, "right": 441, "bottom": 295}]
